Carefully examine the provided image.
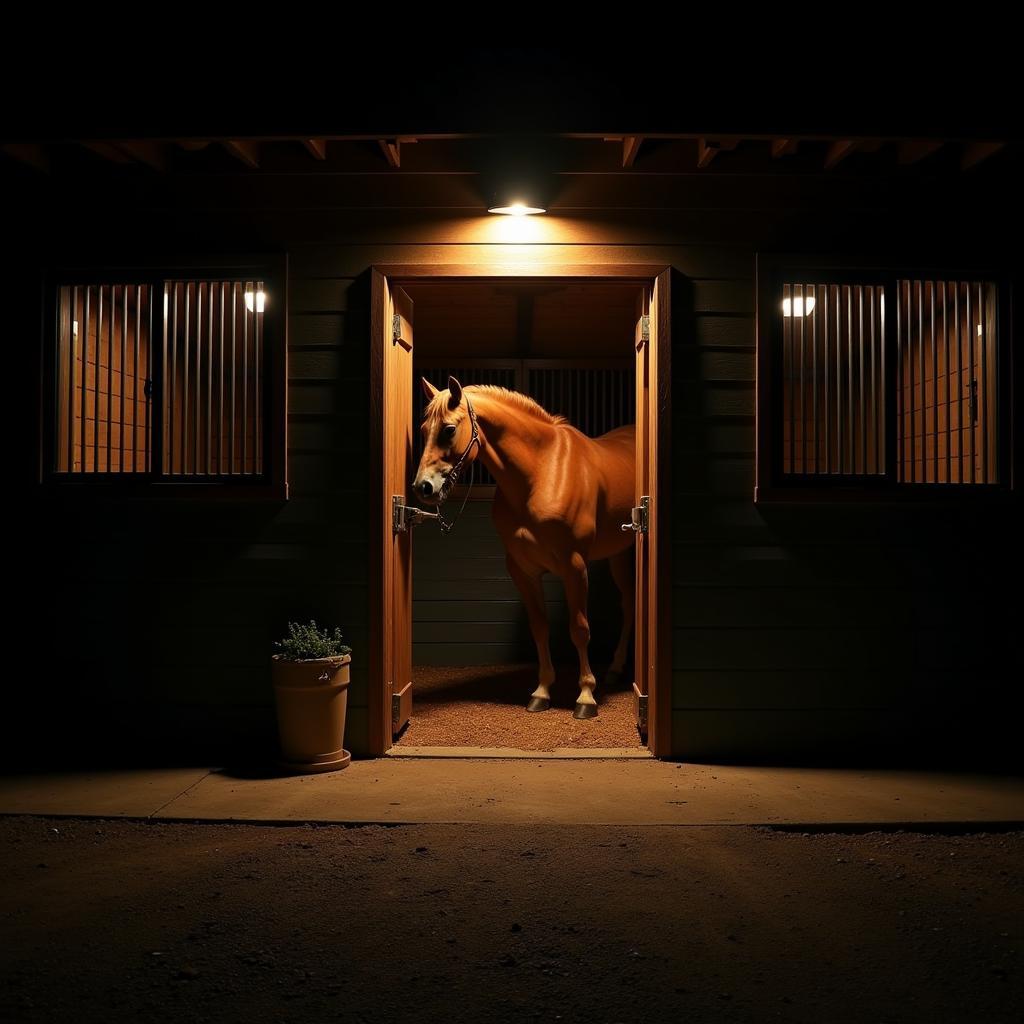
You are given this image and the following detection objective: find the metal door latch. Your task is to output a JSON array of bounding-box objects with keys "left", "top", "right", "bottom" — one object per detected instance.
[
  {"left": 621, "top": 495, "right": 650, "bottom": 534},
  {"left": 393, "top": 495, "right": 442, "bottom": 533}
]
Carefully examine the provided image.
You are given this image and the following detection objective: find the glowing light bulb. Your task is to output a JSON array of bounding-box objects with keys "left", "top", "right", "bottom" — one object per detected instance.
[
  {"left": 782, "top": 296, "right": 816, "bottom": 317},
  {"left": 487, "top": 201, "right": 546, "bottom": 216}
]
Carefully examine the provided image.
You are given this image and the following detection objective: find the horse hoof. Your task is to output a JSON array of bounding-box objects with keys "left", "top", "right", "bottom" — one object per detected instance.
[
  {"left": 573, "top": 702, "right": 599, "bottom": 720},
  {"left": 526, "top": 697, "right": 551, "bottom": 712}
]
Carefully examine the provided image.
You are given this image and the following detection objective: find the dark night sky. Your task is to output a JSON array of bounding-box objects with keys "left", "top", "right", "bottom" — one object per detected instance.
[{"left": 5, "top": 39, "right": 1020, "bottom": 141}]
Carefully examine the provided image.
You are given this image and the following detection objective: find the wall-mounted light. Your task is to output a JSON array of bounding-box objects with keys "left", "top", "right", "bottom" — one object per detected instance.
[
  {"left": 487, "top": 200, "right": 546, "bottom": 216},
  {"left": 782, "top": 296, "right": 816, "bottom": 317},
  {"left": 245, "top": 289, "right": 266, "bottom": 313}
]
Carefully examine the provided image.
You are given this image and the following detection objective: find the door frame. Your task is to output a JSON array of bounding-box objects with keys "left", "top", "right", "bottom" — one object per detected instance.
[{"left": 369, "top": 263, "right": 673, "bottom": 757}]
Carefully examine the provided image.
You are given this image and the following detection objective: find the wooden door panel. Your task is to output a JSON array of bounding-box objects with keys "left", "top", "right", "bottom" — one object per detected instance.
[
  {"left": 633, "top": 289, "right": 651, "bottom": 737},
  {"left": 387, "top": 283, "right": 414, "bottom": 736},
  {"left": 648, "top": 270, "right": 671, "bottom": 756}
]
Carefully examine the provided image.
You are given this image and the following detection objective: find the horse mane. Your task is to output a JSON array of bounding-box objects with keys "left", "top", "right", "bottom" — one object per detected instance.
[{"left": 464, "top": 385, "right": 569, "bottom": 426}]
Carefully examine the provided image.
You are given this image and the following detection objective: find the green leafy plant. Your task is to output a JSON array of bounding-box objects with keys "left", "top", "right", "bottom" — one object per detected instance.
[{"left": 274, "top": 620, "right": 352, "bottom": 661}]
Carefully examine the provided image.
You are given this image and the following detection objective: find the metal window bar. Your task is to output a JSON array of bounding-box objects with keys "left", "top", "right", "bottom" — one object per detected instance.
[
  {"left": 782, "top": 281, "right": 885, "bottom": 478},
  {"left": 161, "top": 278, "right": 265, "bottom": 479},
  {"left": 134, "top": 287, "right": 141, "bottom": 472},
  {"left": 242, "top": 280, "right": 249, "bottom": 474},
  {"left": 218, "top": 283, "right": 226, "bottom": 475}
]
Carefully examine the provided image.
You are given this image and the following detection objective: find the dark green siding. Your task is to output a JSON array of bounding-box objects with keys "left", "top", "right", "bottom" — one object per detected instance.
[{"left": 8, "top": 156, "right": 1019, "bottom": 766}]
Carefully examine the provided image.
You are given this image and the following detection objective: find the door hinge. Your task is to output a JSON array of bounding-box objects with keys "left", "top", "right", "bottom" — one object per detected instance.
[
  {"left": 392, "top": 680, "right": 412, "bottom": 731},
  {"left": 393, "top": 495, "right": 442, "bottom": 533},
  {"left": 633, "top": 683, "right": 648, "bottom": 734},
  {"left": 620, "top": 495, "right": 650, "bottom": 535},
  {"left": 641, "top": 314, "right": 650, "bottom": 343}
]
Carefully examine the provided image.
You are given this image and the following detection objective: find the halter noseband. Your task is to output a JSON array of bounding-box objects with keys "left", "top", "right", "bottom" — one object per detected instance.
[{"left": 437, "top": 395, "right": 480, "bottom": 534}]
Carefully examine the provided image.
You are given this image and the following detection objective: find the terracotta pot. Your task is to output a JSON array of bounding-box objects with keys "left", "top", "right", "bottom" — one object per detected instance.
[{"left": 271, "top": 653, "right": 352, "bottom": 773}]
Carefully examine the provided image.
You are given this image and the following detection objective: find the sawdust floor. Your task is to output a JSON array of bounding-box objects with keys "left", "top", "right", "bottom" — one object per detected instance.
[{"left": 394, "top": 664, "right": 643, "bottom": 750}]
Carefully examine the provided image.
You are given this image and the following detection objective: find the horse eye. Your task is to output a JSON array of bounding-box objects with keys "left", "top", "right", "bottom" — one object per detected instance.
[{"left": 441, "top": 425, "right": 456, "bottom": 442}]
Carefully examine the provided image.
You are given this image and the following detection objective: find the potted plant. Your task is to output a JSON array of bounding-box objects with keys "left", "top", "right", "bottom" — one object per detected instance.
[{"left": 271, "top": 621, "right": 353, "bottom": 773}]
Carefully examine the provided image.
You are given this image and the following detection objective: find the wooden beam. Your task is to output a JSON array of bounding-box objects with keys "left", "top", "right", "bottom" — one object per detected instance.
[
  {"left": 771, "top": 138, "right": 799, "bottom": 158},
  {"left": 378, "top": 139, "right": 401, "bottom": 168},
  {"left": 222, "top": 140, "right": 260, "bottom": 168},
  {"left": 176, "top": 140, "right": 210, "bottom": 152},
  {"left": 1, "top": 143, "right": 49, "bottom": 173},
  {"left": 302, "top": 139, "right": 327, "bottom": 160},
  {"left": 622, "top": 135, "right": 643, "bottom": 168},
  {"left": 116, "top": 141, "right": 165, "bottom": 171},
  {"left": 82, "top": 142, "right": 133, "bottom": 164},
  {"left": 697, "top": 137, "right": 738, "bottom": 169},
  {"left": 961, "top": 141, "right": 1004, "bottom": 170},
  {"left": 898, "top": 139, "right": 942, "bottom": 165},
  {"left": 824, "top": 139, "right": 857, "bottom": 169}
]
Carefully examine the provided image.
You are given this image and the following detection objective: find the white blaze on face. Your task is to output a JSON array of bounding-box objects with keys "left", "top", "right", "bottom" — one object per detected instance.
[
  {"left": 413, "top": 375, "right": 465, "bottom": 505},
  {"left": 413, "top": 399, "right": 453, "bottom": 505}
]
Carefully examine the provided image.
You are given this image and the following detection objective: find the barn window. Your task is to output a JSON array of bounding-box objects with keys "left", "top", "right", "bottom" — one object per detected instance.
[
  {"left": 755, "top": 257, "right": 1011, "bottom": 500},
  {"left": 44, "top": 261, "right": 286, "bottom": 497}
]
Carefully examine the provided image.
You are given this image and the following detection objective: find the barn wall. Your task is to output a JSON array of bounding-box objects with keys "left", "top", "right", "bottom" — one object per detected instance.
[{"left": 7, "top": 158, "right": 1019, "bottom": 766}]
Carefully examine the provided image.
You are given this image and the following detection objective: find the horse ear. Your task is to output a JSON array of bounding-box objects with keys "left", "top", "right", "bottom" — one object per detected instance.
[
  {"left": 447, "top": 375, "right": 463, "bottom": 409},
  {"left": 421, "top": 377, "right": 439, "bottom": 401}
]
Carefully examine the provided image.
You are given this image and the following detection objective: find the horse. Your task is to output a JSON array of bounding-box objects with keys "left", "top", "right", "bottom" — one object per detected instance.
[{"left": 413, "top": 375, "right": 636, "bottom": 720}]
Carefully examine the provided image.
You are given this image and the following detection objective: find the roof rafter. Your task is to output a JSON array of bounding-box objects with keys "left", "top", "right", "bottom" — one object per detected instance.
[{"left": 222, "top": 140, "right": 260, "bottom": 169}]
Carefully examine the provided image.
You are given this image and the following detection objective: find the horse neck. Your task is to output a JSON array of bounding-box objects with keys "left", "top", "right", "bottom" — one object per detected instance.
[{"left": 468, "top": 390, "right": 558, "bottom": 500}]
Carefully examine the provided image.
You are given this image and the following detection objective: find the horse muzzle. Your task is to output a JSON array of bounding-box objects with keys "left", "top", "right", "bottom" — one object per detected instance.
[{"left": 413, "top": 472, "right": 449, "bottom": 506}]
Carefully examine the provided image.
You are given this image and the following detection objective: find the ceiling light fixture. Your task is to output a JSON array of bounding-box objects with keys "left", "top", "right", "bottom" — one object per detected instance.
[{"left": 487, "top": 200, "right": 546, "bottom": 216}]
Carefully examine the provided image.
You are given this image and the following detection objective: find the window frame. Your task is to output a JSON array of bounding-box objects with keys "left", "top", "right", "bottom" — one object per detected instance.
[
  {"left": 39, "top": 253, "right": 288, "bottom": 501},
  {"left": 755, "top": 252, "right": 1015, "bottom": 503}
]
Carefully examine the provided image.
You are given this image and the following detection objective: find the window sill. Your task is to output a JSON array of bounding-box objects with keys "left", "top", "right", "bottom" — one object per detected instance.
[
  {"left": 754, "top": 483, "right": 1014, "bottom": 505},
  {"left": 37, "top": 480, "right": 289, "bottom": 502}
]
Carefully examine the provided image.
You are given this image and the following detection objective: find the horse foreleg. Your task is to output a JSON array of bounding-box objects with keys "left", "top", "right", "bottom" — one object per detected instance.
[
  {"left": 506, "top": 555, "right": 556, "bottom": 712},
  {"left": 562, "top": 553, "right": 598, "bottom": 720},
  {"left": 607, "top": 548, "right": 635, "bottom": 684}
]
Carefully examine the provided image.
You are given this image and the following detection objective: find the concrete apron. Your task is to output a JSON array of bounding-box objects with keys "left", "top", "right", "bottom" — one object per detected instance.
[{"left": 1, "top": 760, "right": 1022, "bottom": 827}]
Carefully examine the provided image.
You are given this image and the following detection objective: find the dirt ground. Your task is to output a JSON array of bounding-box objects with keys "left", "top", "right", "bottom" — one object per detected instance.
[
  {"left": 398, "top": 664, "right": 642, "bottom": 749},
  {"left": 0, "top": 817, "right": 1020, "bottom": 1024}
]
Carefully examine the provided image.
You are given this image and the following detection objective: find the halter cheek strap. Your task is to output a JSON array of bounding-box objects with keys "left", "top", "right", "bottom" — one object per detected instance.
[{"left": 438, "top": 396, "right": 480, "bottom": 534}]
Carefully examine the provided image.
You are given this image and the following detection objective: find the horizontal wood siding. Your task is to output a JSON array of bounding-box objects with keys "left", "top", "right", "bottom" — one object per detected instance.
[{"left": 10, "top": 158, "right": 1019, "bottom": 765}]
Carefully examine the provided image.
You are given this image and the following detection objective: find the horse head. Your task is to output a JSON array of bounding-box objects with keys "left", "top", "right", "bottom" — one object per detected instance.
[{"left": 413, "top": 375, "right": 480, "bottom": 505}]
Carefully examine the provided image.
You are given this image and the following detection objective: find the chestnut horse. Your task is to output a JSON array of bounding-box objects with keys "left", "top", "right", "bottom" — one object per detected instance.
[{"left": 413, "top": 376, "right": 635, "bottom": 719}]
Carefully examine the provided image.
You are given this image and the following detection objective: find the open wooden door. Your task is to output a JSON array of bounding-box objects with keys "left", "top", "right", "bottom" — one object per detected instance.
[
  {"left": 371, "top": 273, "right": 415, "bottom": 751},
  {"left": 632, "top": 270, "right": 671, "bottom": 756}
]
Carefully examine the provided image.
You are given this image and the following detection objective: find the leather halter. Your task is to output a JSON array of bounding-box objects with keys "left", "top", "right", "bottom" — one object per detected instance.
[{"left": 437, "top": 395, "right": 480, "bottom": 534}]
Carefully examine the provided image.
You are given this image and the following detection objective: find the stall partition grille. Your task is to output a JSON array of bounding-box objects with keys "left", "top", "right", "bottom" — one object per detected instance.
[
  {"left": 896, "top": 280, "right": 997, "bottom": 485},
  {"left": 54, "top": 279, "right": 265, "bottom": 478},
  {"left": 415, "top": 359, "right": 634, "bottom": 488}
]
